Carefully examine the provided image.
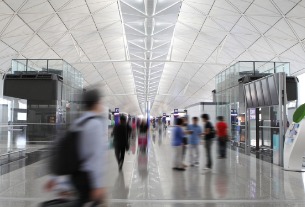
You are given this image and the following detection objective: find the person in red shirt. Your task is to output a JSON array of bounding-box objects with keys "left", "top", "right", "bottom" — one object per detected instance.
[{"left": 216, "top": 116, "right": 228, "bottom": 159}]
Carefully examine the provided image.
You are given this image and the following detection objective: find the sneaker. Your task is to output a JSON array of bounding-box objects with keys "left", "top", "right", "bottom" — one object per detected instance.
[{"left": 173, "top": 167, "right": 186, "bottom": 171}]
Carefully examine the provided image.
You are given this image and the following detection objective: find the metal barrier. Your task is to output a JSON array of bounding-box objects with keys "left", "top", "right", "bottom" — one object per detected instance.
[{"left": 0, "top": 149, "right": 26, "bottom": 165}]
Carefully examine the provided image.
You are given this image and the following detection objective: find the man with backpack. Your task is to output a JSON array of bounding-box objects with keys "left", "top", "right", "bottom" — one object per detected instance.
[
  {"left": 201, "top": 114, "right": 215, "bottom": 170},
  {"left": 48, "top": 88, "right": 108, "bottom": 206}
]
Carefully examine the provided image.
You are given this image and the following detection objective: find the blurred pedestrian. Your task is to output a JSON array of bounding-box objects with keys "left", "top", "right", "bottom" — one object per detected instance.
[
  {"left": 187, "top": 117, "right": 202, "bottom": 167},
  {"left": 113, "top": 115, "right": 130, "bottom": 171},
  {"left": 201, "top": 114, "right": 215, "bottom": 170},
  {"left": 138, "top": 119, "right": 148, "bottom": 153},
  {"left": 181, "top": 117, "right": 188, "bottom": 167},
  {"left": 132, "top": 119, "right": 137, "bottom": 139},
  {"left": 47, "top": 88, "right": 108, "bottom": 206},
  {"left": 216, "top": 116, "right": 228, "bottom": 159},
  {"left": 158, "top": 118, "right": 162, "bottom": 136},
  {"left": 172, "top": 118, "right": 186, "bottom": 171},
  {"left": 71, "top": 88, "right": 107, "bottom": 206}
]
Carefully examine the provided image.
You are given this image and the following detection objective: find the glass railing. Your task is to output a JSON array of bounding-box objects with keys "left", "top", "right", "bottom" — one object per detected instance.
[
  {"left": 11, "top": 59, "right": 83, "bottom": 89},
  {"left": 0, "top": 96, "right": 28, "bottom": 164}
]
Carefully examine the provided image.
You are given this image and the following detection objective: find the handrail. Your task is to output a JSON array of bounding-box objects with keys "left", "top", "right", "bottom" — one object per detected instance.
[
  {"left": 8, "top": 129, "right": 23, "bottom": 131},
  {"left": 258, "top": 126, "right": 280, "bottom": 129},
  {"left": 0, "top": 149, "right": 26, "bottom": 157},
  {"left": 0, "top": 125, "right": 27, "bottom": 128},
  {"left": 0, "top": 123, "right": 67, "bottom": 127},
  {"left": 25, "top": 123, "right": 66, "bottom": 125}
]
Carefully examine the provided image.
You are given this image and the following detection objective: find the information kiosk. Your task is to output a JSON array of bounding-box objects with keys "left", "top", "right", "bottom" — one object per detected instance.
[{"left": 284, "top": 104, "right": 305, "bottom": 171}]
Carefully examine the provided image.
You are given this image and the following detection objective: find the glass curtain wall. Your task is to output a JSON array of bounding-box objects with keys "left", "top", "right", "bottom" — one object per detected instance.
[
  {"left": 0, "top": 96, "right": 27, "bottom": 163},
  {"left": 215, "top": 61, "right": 290, "bottom": 147},
  {"left": 10, "top": 59, "right": 83, "bottom": 142}
]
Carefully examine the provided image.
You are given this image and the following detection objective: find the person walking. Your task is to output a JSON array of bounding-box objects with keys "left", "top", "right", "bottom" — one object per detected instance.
[
  {"left": 201, "top": 114, "right": 215, "bottom": 170},
  {"left": 181, "top": 117, "right": 188, "bottom": 167},
  {"left": 113, "top": 115, "right": 130, "bottom": 171},
  {"left": 187, "top": 117, "right": 202, "bottom": 167},
  {"left": 216, "top": 116, "right": 228, "bottom": 158},
  {"left": 172, "top": 118, "right": 186, "bottom": 171},
  {"left": 131, "top": 119, "right": 137, "bottom": 139},
  {"left": 70, "top": 88, "right": 108, "bottom": 206},
  {"left": 138, "top": 119, "right": 148, "bottom": 153}
]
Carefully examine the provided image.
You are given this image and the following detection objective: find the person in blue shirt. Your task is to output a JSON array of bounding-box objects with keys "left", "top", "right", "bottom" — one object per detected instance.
[
  {"left": 172, "top": 118, "right": 186, "bottom": 171},
  {"left": 187, "top": 117, "right": 202, "bottom": 167}
]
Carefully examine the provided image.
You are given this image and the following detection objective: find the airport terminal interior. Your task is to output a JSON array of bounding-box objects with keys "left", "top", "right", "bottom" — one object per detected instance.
[{"left": 2, "top": 0, "right": 305, "bottom": 206}]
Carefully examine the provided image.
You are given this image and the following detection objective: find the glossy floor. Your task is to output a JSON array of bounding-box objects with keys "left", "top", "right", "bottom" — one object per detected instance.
[{"left": 1, "top": 129, "right": 305, "bottom": 206}]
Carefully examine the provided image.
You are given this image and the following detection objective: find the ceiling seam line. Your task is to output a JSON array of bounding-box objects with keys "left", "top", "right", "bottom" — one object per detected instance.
[
  {"left": 164, "top": 0, "right": 216, "bottom": 96},
  {"left": 86, "top": 0, "right": 133, "bottom": 106},
  {"left": 172, "top": 0, "right": 257, "bottom": 106},
  {"left": 47, "top": 1, "right": 119, "bottom": 96}
]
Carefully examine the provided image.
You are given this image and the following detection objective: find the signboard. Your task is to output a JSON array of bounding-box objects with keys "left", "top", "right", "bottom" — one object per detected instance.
[
  {"left": 114, "top": 108, "right": 119, "bottom": 115},
  {"left": 231, "top": 109, "right": 237, "bottom": 116},
  {"left": 174, "top": 109, "right": 178, "bottom": 116},
  {"left": 249, "top": 108, "right": 256, "bottom": 120}
]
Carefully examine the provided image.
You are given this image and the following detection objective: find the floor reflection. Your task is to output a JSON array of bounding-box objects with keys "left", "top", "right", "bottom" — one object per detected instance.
[
  {"left": 172, "top": 171, "right": 186, "bottom": 200},
  {"left": 137, "top": 150, "right": 148, "bottom": 179},
  {"left": 112, "top": 172, "right": 128, "bottom": 199},
  {"left": 4, "top": 129, "right": 305, "bottom": 207}
]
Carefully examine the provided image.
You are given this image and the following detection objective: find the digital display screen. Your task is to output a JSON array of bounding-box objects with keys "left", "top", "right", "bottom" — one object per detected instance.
[
  {"left": 285, "top": 123, "right": 299, "bottom": 144},
  {"left": 249, "top": 109, "right": 256, "bottom": 120}
]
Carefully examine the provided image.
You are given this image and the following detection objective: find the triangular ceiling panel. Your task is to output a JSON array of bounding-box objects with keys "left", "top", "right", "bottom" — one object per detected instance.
[
  {"left": 231, "top": 16, "right": 259, "bottom": 35},
  {"left": 288, "top": 18, "right": 305, "bottom": 40},
  {"left": 87, "top": 1, "right": 117, "bottom": 13},
  {"left": 184, "top": 1, "right": 213, "bottom": 15},
  {"left": 1, "top": 0, "right": 305, "bottom": 116},
  {"left": 247, "top": 15, "right": 281, "bottom": 34},
  {"left": 247, "top": 0, "right": 281, "bottom": 16},
  {"left": 227, "top": 0, "right": 253, "bottom": 13}
]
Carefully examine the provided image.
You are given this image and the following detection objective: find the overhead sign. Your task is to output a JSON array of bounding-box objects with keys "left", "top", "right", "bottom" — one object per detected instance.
[
  {"left": 174, "top": 109, "right": 178, "bottom": 116},
  {"left": 114, "top": 108, "right": 119, "bottom": 115}
]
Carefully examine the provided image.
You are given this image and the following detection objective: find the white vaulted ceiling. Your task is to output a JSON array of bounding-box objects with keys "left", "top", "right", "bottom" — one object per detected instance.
[
  {"left": 1, "top": 0, "right": 305, "bottom": 115},
  {"left": 120, "top": 0, "right": 181, "bottom": 113}
]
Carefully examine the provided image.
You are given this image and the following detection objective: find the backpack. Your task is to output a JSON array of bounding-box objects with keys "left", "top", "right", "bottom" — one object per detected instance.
[{"left": 50, "top": 116, "right": 96, "bottom": 176}]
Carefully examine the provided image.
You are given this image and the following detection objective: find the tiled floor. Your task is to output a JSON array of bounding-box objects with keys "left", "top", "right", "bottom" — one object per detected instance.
[{"left": 1, "top": 129, "right": 305, "bottom": 206}]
